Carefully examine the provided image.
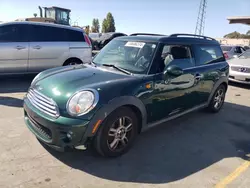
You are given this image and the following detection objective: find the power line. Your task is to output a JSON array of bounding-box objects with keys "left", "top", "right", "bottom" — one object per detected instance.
[{"left": 195, "top": 0, "right": 207, "bottom": 35}]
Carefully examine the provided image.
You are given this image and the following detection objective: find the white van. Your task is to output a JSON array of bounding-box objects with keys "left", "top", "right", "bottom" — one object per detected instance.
[{"left": 0, "top": 21, "right": 92, "bottom": 75}]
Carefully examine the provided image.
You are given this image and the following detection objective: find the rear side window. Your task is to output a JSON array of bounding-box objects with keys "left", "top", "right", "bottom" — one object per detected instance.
[
  {"left": 0, "top": 24, "right": 28, "bottom": 42},
  {"left": 161, "top": 44, "right": 195, "bottom": 69},
  {"left": 30, "top": 25, "right": 66, "bottom": 42},
  {"left": 65, "top": 29, "right": 85, "bottom": 42},
  {"left": 193, "top": 45, "right": 225, "bottom": 65}
]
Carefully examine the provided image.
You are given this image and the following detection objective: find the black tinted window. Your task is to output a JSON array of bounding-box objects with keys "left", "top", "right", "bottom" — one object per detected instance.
[
  {"left": 65, "top": 29, "right": 85, "bottom": 42},
  {"left": 194, "top": 45, "right": 225, "bottom": 65},
  {"left": 30, "top": 25, "right": 66, "bottom": 42},
  {"left": 0, "top": 24, "right": 28, "bottom": 42}
]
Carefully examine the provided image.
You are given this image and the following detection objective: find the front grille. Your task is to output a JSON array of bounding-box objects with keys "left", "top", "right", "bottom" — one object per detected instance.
[
  {"left": 231, "top": 66, "right": 250, "bottom": 73},
  {"left": 28, "top": 114, "right": 52, "bottom": 141},
  {"left": 27, "top": 88, "right": 59, "bottom": 118}
]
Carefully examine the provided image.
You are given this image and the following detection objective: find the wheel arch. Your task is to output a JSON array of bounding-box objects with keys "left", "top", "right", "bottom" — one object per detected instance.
[
  {"left": 63, "top": 57, "right": 83, "bottom": 66},
  {"left": 84, "top": 96, "right": 147, "bottom": 138},
  {"left": 208, "top": 77, "right": 228, "bottom": 104}
]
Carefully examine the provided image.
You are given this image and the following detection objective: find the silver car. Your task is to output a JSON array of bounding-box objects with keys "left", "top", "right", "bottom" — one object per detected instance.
[
  {"left": 221, "top": 45, "right": 246, "bottom": 60},
  {"left": 0, "top": 21, "right": 92, "bottom": 75},
  {"left": 228, "top": 50, "right": 250, "bottom": 84}
]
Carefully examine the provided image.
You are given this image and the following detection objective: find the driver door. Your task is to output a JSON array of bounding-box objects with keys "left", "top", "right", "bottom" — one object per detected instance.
[{"left": 142, "top": 44, "right": 200, "bottom": 123}]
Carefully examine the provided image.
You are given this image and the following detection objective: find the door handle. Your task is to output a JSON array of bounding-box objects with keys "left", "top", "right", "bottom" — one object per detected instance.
[
  {"left": 33, "top": 45, "right": 41, "bottom": 50},
  {"left": 15, "top": 46, "right": 26, "bottom": 50},
  {"left": 195, "top": 73, "right": 202, "bottom": 81}
]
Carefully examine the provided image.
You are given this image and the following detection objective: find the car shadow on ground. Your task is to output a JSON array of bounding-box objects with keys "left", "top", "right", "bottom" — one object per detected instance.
[
  {"left": 42, "top": 102, "right": 250, "bottom": 184},
  {"left": 0, "top": 75, "right": 35, "bottom": 93},
  {"left": 229, "top": 81, "right": 250, "bottom": 89},
  {"left": 0, "top": 96, "right": 23, "bottom": 108}
]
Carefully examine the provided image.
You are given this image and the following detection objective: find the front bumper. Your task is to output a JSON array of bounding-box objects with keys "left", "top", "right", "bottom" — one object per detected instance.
[
  {"left": 229, "top": 70, "right": 250, "bottom": 85},
  {"left": 23, "top": 97, "right": 91, "bottom": 151}
]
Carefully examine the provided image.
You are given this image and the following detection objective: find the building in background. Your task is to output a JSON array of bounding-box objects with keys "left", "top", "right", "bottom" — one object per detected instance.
[
  {"left": 216, "top": 16, "right": 250, "bottom": 46},
  {"left": 215, "top": 38, "right": 250, "bottom": 46},
  {"left": 227, "top": 16, "right": 250, "bottom": 26}
]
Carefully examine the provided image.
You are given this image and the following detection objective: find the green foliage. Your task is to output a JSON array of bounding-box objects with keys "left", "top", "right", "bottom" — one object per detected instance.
[
  {"left": 102, "top": 18, "right": 108, "bottom": 33},
  {"left": 101, "top": 12, "right": 116, "bottom": 33},
  {"left": 224, "top": 31, "right": 250, "bottom": 39},
  {"left": 91, "top": 18, "right": 100, "bottom": 33}
]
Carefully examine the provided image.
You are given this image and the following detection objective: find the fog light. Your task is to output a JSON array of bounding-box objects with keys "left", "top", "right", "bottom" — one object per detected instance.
[{"left": 66, "top": 131, "right": 73, "bottom": 140}]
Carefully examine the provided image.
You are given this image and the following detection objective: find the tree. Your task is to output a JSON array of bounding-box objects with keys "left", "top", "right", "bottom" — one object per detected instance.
[
  {"left": 101, "top": 12, "right": 116, "bottom": 33},
  {"left": 224, "top": 31, "right": 242, "bottom": 38},
  {"left": 106, "top": 12, "right": 116, "bottom": 32},
  {"left": 102, "top": 18, "right": 108, "bottom": 33},
  {"left": 224, "top": 31, "right": 250, "bottom": 39},
  {"left": 91, "top": 18, "right": 100, "bottom": 33}
]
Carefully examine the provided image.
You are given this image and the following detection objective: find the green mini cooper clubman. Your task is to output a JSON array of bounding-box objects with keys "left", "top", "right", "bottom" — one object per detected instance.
[{"left": 23, "top": 33, "right": 229, "bottom": 157}]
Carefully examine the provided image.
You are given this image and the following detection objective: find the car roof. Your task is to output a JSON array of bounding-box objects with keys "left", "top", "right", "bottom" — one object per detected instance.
[
  {"left": 116, "top": 33, "right": 219, "bottom": 45},
  {"left": 0, "top": 21, "right": 84, "bottom": 32}
]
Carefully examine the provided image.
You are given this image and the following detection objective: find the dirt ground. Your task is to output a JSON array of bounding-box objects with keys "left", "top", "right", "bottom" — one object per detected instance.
[{"left": 0, "top": 75, "right": 250, "bottom": 188}]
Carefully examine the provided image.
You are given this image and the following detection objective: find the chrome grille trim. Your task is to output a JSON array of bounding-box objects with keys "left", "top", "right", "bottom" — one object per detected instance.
[
  {"left": 231, "top": 66, "right": 250, "bottom": 73},
  {"left": 27, "top": 88, "right": 59, "bottom": 118}
]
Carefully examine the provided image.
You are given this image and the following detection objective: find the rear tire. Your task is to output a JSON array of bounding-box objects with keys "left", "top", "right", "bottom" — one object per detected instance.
[
  {"left": 93, "top": 107, "right": 138, "bottom": 157},
  {"left": 207, "top": 84, "right": 226, "bottom": 113}
]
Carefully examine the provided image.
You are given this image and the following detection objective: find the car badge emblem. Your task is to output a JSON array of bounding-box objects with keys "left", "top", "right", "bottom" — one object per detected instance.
[{"left": 239, "top": 67, "right": 247, "bottom": 72}]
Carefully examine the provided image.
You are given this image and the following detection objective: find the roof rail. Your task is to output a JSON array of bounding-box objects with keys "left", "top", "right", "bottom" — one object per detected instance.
[
  {"left": 130, "top": 33, "right": 166, "bottom": 36},
  {"left": 169, "top": 33, "right": 216, "bottom": 41}
]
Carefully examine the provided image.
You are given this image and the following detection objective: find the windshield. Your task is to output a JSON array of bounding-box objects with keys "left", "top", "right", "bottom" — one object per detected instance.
[
  {"left": 239, "top": 50, "right": 250, "bottom": 59},
  {"left": 93, "top": 39, "right": 157, "bottom": 74},
  {"left": 221, "top": 46, "right": 232, "bottom": 52}
]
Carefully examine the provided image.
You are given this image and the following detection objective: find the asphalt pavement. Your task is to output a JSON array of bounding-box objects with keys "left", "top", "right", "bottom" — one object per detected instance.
[{"left": 0, "top": 75, "right": 250, "bottom": 188}]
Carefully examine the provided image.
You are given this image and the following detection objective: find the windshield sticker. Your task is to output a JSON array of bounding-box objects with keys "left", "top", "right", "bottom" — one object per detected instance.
[
  {"left": 125, "top": 41, "right": 145, "bottom": 48},
  {"left": 152, "top": 44, "right": 156, "bottom": 48}
]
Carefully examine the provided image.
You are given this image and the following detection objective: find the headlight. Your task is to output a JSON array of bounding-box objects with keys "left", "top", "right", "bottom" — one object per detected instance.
[{"left": 67, "top": 90, "right": 99, "bottom": 116}]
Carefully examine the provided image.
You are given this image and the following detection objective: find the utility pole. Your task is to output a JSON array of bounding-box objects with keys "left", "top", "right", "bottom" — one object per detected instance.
[{"left": 195, "top": 0, "right": 207, "bottom": 35}]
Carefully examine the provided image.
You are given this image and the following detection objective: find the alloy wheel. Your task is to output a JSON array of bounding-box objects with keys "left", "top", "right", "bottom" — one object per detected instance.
[
  {"left": 213, "top": 88, "right": 225, "bottom": 109},
  {"left": 107, "top": 116, "right": 133, "bottom": 152}
]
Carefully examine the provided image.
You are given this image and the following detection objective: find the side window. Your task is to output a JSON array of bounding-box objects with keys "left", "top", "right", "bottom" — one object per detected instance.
[
  {"left": 160, "top": 44, "right": 195, "bottom": 71},
  {"left": 0, "top": 24, "right": 28, "bottom": 42},
  {"left": 194, "top": 45, "right": 225, "bottom": 65},
  {"left": 30, "top": 25, "right": 66, "bottom": 42},
  {"left": 234, "top": 47, "right": 242, "bottom": 54},
  {"left": 240, "top": 47, "right": 245, "bottom": 53},
  {"left": 65, "top": 29, "right": 85, "bottom": 42}
]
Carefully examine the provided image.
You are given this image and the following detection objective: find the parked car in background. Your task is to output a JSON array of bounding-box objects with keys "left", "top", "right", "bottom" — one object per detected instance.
[
  {"left": 24, "top": 33, "right": 229, "bottom": 157},
  {"left": 0, "top": 21, "right": 92, "bottom": 75},
  {"left": 88, "top": 33, "right": 102, "bottom": 40},
  {"left": 244, "top": 46, "right": 250, "bottom": 50},
  {"left": 221, "top": 45, "right": 246, "bottom": 60},
  {"left": 88, "top": 33, "right": 102, "bottom": 51},
  {"left": 228, "top": 49, "right": 250, "bottom": 84},
  {"left": 95, "top": 32, "right": 127, "bottom": 50}
]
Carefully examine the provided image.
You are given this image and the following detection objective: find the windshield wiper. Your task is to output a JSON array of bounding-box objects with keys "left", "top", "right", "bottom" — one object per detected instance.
[{"left": 102, "top": 64, "right": 132, "bottom": 75}]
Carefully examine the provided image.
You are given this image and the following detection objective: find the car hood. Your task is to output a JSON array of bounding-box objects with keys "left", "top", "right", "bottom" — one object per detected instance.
[
  {"left": 228, "top": 58, "right": 250, "bottom": 67},
  {"left": 32, "top": 64, "right": 133, "bottom": 104}
]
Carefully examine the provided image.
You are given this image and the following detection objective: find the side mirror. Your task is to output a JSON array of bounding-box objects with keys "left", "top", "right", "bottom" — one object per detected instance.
[{"left": 163, "top": 65, "right": 184, "bottom": 78}]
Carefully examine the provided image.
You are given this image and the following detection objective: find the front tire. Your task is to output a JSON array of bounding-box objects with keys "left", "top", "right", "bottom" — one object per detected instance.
[
  {"left": 207, "top": 84, "right": 226, "bottom": 113},
  {"left": 93, "top": 107, "right": 138, "bottom": 157}
]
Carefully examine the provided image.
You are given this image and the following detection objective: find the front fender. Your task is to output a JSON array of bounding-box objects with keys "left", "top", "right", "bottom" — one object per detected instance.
[{"left": 83, "top": 96, "right": 147, "bottom": 137}]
